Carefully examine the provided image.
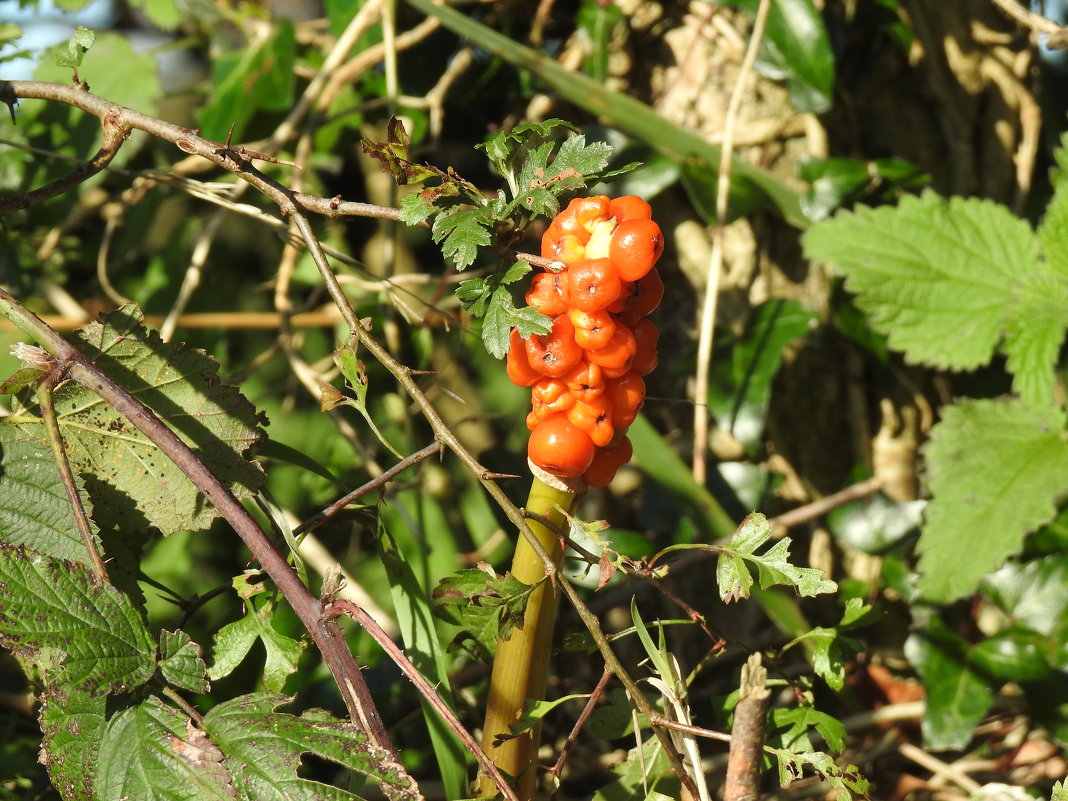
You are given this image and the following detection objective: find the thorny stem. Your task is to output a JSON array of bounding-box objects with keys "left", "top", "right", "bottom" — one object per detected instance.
[
  {"left": 325, "top": 599, "right": 520, "bottom": 801},
  {"left": 36, "top": 362, "right": 109, "bottom": 581},
  {"left": 0, "top": 289, "right": 403, "bottom": 775},
  {"left": 293, "top": 440, "right": 444, "bottom": 537}
]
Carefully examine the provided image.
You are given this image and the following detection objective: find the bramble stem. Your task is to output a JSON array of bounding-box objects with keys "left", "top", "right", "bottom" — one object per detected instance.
[{"left": 478, "top": 476, "right": 578, "bottom": 799}]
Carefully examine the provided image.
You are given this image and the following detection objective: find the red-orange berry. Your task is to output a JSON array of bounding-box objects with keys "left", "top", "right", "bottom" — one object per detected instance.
[
  {"left": 526, "top": 271, "right": 571, "bottom": 316},
  {"left": 507, "top": 328, "right": 541, "bottom": 387},
  {"left": 570, "top": 308, "right": 616, "bottom": 352},
  {"left": 525, "top": 314, "right": 583, "bottom": 378},
  {"left": 582, "top": 436, "right": 633, "bottom": 488},
  {"left": 608, "top": 195, "right": 652, "bottom": 223},
  {"left": 528, "top": 413, "right": 596, "bottom": 477},
  {"left": 563, "top": 360, "right": 605, "bottom": 403},
  {"left": 567, "top": 395, "right": 614, "bottom": 448},
  {"left": 568, "top": 258, "right": 623, "bottom": 312},
  {"left": 606, "top": 373, "right": 645, "bottom": 429},
  {"left": 586, "top": 324, "right": 637, "bottom": 373},
  {"left": 630, "top": 318, "right": 659, "bottom": 376},
  {"left": 609, "top": 219, "right": 664, "bottom": 282}
]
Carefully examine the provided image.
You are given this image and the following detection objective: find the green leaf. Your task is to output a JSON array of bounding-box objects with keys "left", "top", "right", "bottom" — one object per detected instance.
[
  {"left": 480, "top": 287, "right": 551, "bottom": 359},
  {"left": 52, "top": 26, "right": 95, "bottom": 69},
  {"left": 905, "top": 618, "right": 994, "bottom": 749},
  {"left": 207, "top": 578, "right": 305, "bottom": 693},
  {"left": 717, "top": 513, "right": 837, "bottom": 602},
  {"left": 727, "top": 0, "right": 834, "bottom": 113},
  {"left": 773, "top": 749, "right": 869, "bottom": 800},
  {"left": 770, "top": 705, "right": 846, "bottom": 752},
  {"left": 431, "top": 208, "right": 494, "bottom": 269},
  {"left": 129, "top": 0, "right": 182, "bottom": 30},
  {"left": 509, "top": 694, "right": 590, "bottom": 737},
  {"left": 518, "top": 132, "right": 612, "bottom": 193},
  {"left": 0, "top": 426, "right": 100, "bottom": 565},
  {"left": 39, "top": 688, "right": 106, "bottom": 801},
  {"left": 589, "top": 733, "right": 675, "bottom": 801},
  {"left": 96, "top": 698, "right": 233, "bottom": 801},
  {"left": 970, "top": 628, "right": 1051, "bottom": 681},
  {"left": 6, "top": 305, "right": 266, "bottom": 537},
  {"left": 399, "top": 191, "right": 436, "bottom": 225},
  {"left": 362, "top": 116, "right": 440, "bottom": 185},
  {"left": 500, "top": 259, "right": 533, "bottom": 285},
  {"left": 198, "top": 19, "right": 296, "bottom": 141},
  {"left": 784, "top": 599, "right": 869, "bottom": 691},
  {"left": 803, "top": 192, "right": 1050, "bottom": 378},
  {"left": 202, "top": 692, "right": 418, "bottom": 799},
  {"left": 916, "top": 399, "right": 1068, "bottom": 602},
  {"left": 709, "top": 300, "right": 818, "bottom": 452},
  {"left": 982, "top": 555, "right": 1068, "bottom": 636},
  {"left": 432, "top": 566, "right": 538, "bottom": 657},
  {"left": 0, "top": 544, "right": 155, "bottom": 695},
  {"left": 159, "top": 630, "right": 210, "bottom": 694},
  {"left": 1054, "top": 779, "right": 1068, "bottom": 801}
]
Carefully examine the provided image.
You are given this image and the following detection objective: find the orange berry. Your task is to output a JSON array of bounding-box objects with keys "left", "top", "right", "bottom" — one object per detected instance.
[
  {"left": 563, "top": 360, "right": 605, "bottom": 403},
  {"left": 526, "top": 271, "right": 572, "bottom": 316},
  {"left": 531, "top": 376, "right": 575, "bottom": 417},
  {"left": 525, "top": 314, "right": 583, "bottom": 378},
  {"left": 570, "top": 308, "right": 616, "bottom": 351},
  {"left": 582, "top": 436, "right": 633, "bottom": 488},
  {"left": 586, "top": 323, "right": 637, "bottom": 373},
  {"left": 528, "top": 413, "right": 595, "bottom": 477},
  {"left": 608, "top": 195, "right": 652, "bottom": 223},
  {"left": 630, "top": 318, "right": 659, "bottom": 376},
  {"left": 609, "top": 219, "right": 664, "bottom": 282},
  {"left": 567, "top": 395, "right": 614, "bottom": 448},
  {"left": 606, "top": 373, "right": 645, "bottom": 429},
  {"left": 506, "top": 328, "right": 541, "bottom": 387},
  {"left": 568, "top": 258, "right": 623, "bottom": 312}
]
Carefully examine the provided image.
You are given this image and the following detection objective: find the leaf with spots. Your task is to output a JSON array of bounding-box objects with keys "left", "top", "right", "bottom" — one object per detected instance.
[
  {"left": 96, "top": 697, "right": 234, "bottom": 801},
  {"left": 0, "top": 543, "right": 155, "bottom": 695},
  {"left": 202, "top": 692, "right": 420, "bottom": 800},
  {"left": 159, "top": 629, "right": 210, "bottom": 694},
  {"left": 0, "top": 424, "right": 101, "bottom": 565},
  {"left": 7, "top": 304, "right": 266, "bottom": 536},
  {"left": 39, "top": 687, "right": 106, "bottom": 801}
]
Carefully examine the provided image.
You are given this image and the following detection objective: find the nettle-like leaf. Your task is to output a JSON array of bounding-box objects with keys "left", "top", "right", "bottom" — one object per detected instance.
[
  {"left": 159, "top": 630, "right": 210, "bottom": 694},
  {"left": 431, "top": 206, "right": 495, "bottom": 269},
  {"left": 716, "top": 513, "right": 837, "bottom": 602},
  {"left": 0, "top": 544, "right": 155, "bottom": 695},
  {"left": 803, "top": 190, "right": 1068, "bottom": 407},
  {"left": 39, "top": 687, "right": 106, "bottom": 801},
  {"left": 5, "top": 305, "right": 266, "bottom": 537},
  {"left": 208, "top": 575, "right": 305, "bottom": 693},
  {"left": 432, "top": 565, "right": 539, "bottom": 657},
  {"left": 0, "top": 425, "right": 101, "bottom": 565},
  {"left": 96, "top": 697, "right": 233, "bottom": 801},
  {"left": 202, "top": 692, "right": 419, "bottom": 800},
  {"left": 916, "top": 399, "right": 1068, "bottom": 602}
]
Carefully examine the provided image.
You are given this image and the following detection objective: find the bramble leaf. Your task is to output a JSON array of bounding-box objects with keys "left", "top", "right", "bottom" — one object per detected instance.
[
  {"left": 39, "top": 687, "right": 106, "bottom": 801},
  {"left": 916, "top": 399, "right": 1068, "bottom": 602},
  {"left": 803, "top": 191, "right": 1068, "bottom": 406},
  {"left": 159, "top": 630, "right": 209, "bottom": 694},
  {"left": 96, "top": 698, "right": 233, "bottom": 801},
  {"left": 208, "top": 577, "right": 305, "bottom": 693},
  {"left": 5, "top": 305, "right": 266, "bottom": 537},
  {"left": 0, "top": 544, "right": 155, "bottom": 695},
  {"left": 432, "top": 566, "right": 539, "bottom": 657},
  {"left": 0, "top": 426, "right": 100, "bottom": 565},
  {"left": 202, "top": 692, "right": 419, "bottom": 799}
]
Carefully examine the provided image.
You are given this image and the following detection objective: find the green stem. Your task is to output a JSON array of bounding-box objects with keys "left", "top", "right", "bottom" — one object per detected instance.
[{"left": 478, "top": 475, "right": 578, "bottom": 799}]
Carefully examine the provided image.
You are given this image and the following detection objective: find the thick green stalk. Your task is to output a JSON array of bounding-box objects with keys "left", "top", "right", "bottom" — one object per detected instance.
[{"left": 478, "top": 475, "right": 579, "bottom": 798}]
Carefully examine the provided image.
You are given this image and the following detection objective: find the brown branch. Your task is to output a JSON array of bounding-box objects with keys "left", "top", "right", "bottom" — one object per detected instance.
[
  {"left": 724, "top": 653, "right": 771, "bottom": 801},
  {"left": 0, "top": 107, "right": 129, "bottom": 214},
  {"left": 293, "top": 441, "right": 443, "bottom": 536},
  {"left": 768, "top": 476, "right": 885, "bottom": 532},
  {"left": 0, "top": 289, "right": 406, "bottom": 783},
  {"left": 548, "top": 669, "right": 612, "bottom": 779}
]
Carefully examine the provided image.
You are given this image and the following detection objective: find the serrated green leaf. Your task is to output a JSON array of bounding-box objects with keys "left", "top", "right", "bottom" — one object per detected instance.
[
  {"left": 202, "top": 692, "right": 418, "bottom": 799},
  {"left": 39, "top": 687, "right": 106, "bottom": 801},
  {"left": 208, "top": 593, "right": 304, "bottom": 693},
  {"left": 6, "top": 305, "right": 265, "bottom": 537},
  {"left": 431, "top": 208, "right": 493, "bottom": 269},
  {"left": 905, "top": 619, "right": 994, "bottom": 749},
  {"left": 159, "top": 630, "right": 210, "bottom": 694},
  {"left": 455, "top": 277, "right": 490, "bottom": 316},
  {"left": 802, "top": 191, "right": 1043, "bottom": 371},
  {"left": 398, "top": 191, "right": 436, "bottom": 225},
  {"left": 481, "top": 288, "right": 550, "bottom": 359},
  {"left": 717, "top": 514, "right": 836, "bottom": 600},
  {"left": 1053, "top": 778, "right": 1068, "bottom": 801},
  {"left": 96, "top": 698, "right": 233, "bottom": 801},
  {"left": 0, "top": 426, "right": 100, "bottom": 565},
  {"left": 432, "top": 567, "right": 537, "bottom": 656},
  {"left": 333, "top": 343, "right": 403, "bottom": 458},
  {"left": 0, "top": 544, "right": 155, "bottom": 695},
  {"left": 784, "top": 623, "right": 861, "bottom": 691},
  {"left": 917, "top": 399, "right": 1068, "bottom": 602},
  {"left": 500, "top": 260, "right": 533, "bottom": 285}
]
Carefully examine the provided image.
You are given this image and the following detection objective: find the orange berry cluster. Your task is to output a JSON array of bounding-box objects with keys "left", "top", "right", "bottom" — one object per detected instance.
[{"left": 507, "top": 195, "right": 664, "bottom": 486}]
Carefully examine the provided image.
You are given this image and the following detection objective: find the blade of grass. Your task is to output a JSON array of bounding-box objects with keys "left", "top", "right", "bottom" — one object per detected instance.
[{"left": 402, "top": 0, "right": 808, "bottom": 228}]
